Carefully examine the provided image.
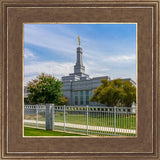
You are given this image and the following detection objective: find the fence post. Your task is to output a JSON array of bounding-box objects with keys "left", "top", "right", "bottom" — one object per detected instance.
[
  {"left": 114, "top": 106, "right": 116, "bottom": 136},
  {"left": 64, "top": 105, "right": 65, "bottom": 131},
  {"left": 51, "top": 104, "right": 54, "bottom": 131},
  {"left": 46, "top": 104, "right": 54, "bottom": 130},
  {"left": 36, "top": 104, "right": 38, "bottom": 128},
  {"left": 86, "top": 105, "right": 88, "bottom": 135}
]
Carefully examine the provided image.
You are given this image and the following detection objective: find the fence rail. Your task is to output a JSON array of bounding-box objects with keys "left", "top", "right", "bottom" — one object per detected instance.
[
  {"left": 24, "top": 104, "right": 136, "bottom": 136},
  {"left": 24, "top": 105, "right": 46, "bottom": 129}
]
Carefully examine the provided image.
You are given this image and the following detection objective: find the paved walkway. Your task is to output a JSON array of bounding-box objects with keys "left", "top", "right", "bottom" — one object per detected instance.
[{"left": 24, "top": 119, "right": 136, "bottom": 134}]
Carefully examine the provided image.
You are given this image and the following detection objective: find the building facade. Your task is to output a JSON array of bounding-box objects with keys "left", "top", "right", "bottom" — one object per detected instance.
[{"left": 62, "top": 46, "right": 135, "bottom": 106}]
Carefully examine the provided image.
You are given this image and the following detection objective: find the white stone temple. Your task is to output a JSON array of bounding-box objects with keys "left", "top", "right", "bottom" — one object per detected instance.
[{"left": 61, "top": 39, "right": 135, "bottom": 106}]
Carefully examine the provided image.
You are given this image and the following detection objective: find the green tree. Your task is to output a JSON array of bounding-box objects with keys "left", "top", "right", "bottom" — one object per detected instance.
[
  {"left": 57, "top": 97, "right": 68, "bottom": 105},
  {"left": 26, "top": 73, "right": 65, "bottom": 104},
  {"left": 90, "top": 78, "right": 136, "bottom": 107}
]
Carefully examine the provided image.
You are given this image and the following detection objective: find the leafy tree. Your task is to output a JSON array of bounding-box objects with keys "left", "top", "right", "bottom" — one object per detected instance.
[
  {"left": 57, "top": 97, "right": 68, "bottom": 105},
  {"left": 26, "top": 73, "right": 67, "bottom": 104},
  {"left": 24, "top": 97, "right": 30, "bottom": 105},
  {"left": 90, "top": 78, "right": 136, "bottom": 107}
]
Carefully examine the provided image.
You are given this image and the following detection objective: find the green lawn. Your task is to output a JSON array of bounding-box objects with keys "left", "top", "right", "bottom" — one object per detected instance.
[
  {"left": 24, "top": 112, "right": 136, "bottom": 130},
  {"left": 54, "top": 112, "right": 136, "bottom": 129},
  {"left": 24, "top": 127, "right": 135, "bottom": 137},
  {"left": 24, "top": 127, "right": 85, "bottom": 136}
]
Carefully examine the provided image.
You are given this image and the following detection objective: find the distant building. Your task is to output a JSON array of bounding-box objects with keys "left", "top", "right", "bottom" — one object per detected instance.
[{"left": 62, "top": 45, "right": 135, "bottom": 106}]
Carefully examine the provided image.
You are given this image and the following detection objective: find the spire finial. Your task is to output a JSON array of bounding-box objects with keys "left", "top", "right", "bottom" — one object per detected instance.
[{"left": 78, "top": 36, "right": 81, "bottom": 46}]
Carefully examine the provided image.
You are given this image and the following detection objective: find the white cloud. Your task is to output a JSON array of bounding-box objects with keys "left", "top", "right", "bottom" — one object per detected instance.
[
  {"left": 84, "top": 48, "right": 136, "bottom": 65},
  {"left": 83, "top": 53, "right": 136, "bottom": 82},
  {"left": 24, "top": 58, "right": 136, "bottom": 85},
  {"left": 24, "top": 25, "right": 77, "bottom": 56},
  {"left": 107, "top": 55, "right": 136, "bottom": 62},
  {"left": 24, "top": 47, "right": 136, "bottom": 85},
  {"left": 84, "top": 60, "right": 109, "bottom": 78},
  {"left": 24, "top": 48, "right": 37, "bottom": 60},
  {"left": 24, "top": 25, "right": 103, "bottom": 59},
  {"left": 24, "top": 61, "right": 74, "bottom": 85},
  {"left": 24, "top": 24, "right": 136, "bottom": 84}
]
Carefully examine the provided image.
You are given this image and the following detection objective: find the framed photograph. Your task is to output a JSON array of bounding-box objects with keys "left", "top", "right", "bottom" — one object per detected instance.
[
  {"left": 23, "top": 23, "right": 137, "bottom": 137},
  {"left": 0, "top": 0, "right": 160, "bottom": 159}
]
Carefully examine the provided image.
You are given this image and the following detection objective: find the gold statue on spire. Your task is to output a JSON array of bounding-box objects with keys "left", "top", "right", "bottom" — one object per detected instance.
[{"left": 78, "top": 36, "right": 81, "bottom": 46}]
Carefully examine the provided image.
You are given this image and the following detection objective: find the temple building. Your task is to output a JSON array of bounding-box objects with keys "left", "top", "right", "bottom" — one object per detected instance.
[{"left": 61, "top": 37, "right": 135, "bottom": 106}]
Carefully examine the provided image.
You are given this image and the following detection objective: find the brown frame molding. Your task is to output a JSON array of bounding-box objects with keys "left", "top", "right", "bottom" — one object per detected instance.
[{"left": 0, "top": 0, "right": 160, "bottom": 159}]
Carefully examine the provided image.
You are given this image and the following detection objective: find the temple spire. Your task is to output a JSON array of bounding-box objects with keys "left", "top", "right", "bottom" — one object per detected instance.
[
  {"left": 74, "top": 37, "right": 85, "bottom": 74},
  {"left": 62, "top": 37, "right": 90, "bottom": 82}
]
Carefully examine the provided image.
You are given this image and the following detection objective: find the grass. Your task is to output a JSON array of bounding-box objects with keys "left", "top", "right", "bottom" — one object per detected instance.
[
  {"left": 24, "top": 127, "right": 85, "bottom": 136},
  {"left": 24, "top": 126, "right": 135, "bottom": 137},
  {"left": 24, "top": 112, "right": 136, "bottom": 130},
  {"left": 54, "top": 112, "right": 136, "bottom": 129},
  {"left": 24, "top": 122, "right": 45, "bottom": 128},
  {"left": 24, "top": 110, "right": 136, "bottom": 136},
  {"left": 24, "top": 114, "right": 45, "bottom": 121}
]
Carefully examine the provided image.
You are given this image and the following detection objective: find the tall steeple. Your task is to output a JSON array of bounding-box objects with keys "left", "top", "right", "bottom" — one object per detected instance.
[
  {"left": 74, "top": 36, "right": 85, "bottom": 74},
  {"left": 62, "top": 36, "right": 90, "bottom": 82}
]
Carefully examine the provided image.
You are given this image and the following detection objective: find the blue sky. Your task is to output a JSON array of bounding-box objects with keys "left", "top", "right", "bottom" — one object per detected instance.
[{"left": 24, "top": 24, "right": 136, "bottom": 85}]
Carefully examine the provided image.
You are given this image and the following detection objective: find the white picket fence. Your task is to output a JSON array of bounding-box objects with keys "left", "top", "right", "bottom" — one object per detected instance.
[{"left": 24, "top": 104, "right": 136, "bottom": 136}]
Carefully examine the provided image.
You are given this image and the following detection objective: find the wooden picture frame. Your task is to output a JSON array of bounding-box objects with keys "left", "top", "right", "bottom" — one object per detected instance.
[{"left": 0, "top": 0, "right": 160, "bottom": 159}]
